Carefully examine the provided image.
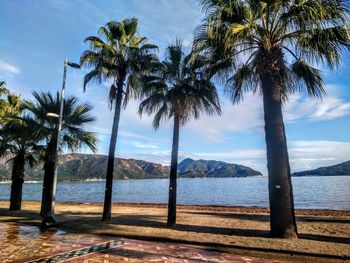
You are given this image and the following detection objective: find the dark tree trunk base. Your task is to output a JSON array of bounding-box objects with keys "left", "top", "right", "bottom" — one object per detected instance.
[
  {"left": 9, "top": 178, "right": 23, "bottom": 211},
  {"left": 102, "top": 214, "right": 111, "bottom": 221},
  {"left": 9, "top": 205, "right": 21, "bottom": 211},
  {"left": 102, "top": 80, "right": 125, "bottom": 221},
  {"left": 40, "top": 138, "right": 58, "bottom": 223},
  {"left": 41, "top": 214, "right": 58, "bottom": 229},
  {"left": 9, "top": 156, "right": 25, "bottom": 211},
  {"left": 271, "top": 227, "right": 298, "bottom": 239},
  {"left": 167, "top": 114, "right": 180, "bottom": 227}
]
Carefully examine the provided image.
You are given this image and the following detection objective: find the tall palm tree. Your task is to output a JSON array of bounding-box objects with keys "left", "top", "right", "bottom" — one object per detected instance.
[
  {"left": 0, "top": 115, "right": 43, "bottom": 211},
  {"left": 25, "top": 91, "right": 98, "bottom": 225},
  {"left": 194, "top": 0, "right": 350, "bottom": 238},
  {"left": 139, "top": 41, "right": 221, "bottom": 226},
  {"left": 80, "top": 18, "right": 158, "bottom": 221}
]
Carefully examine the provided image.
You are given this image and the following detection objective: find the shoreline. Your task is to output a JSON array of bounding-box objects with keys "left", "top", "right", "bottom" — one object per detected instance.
[
  {"left": 1, "top": 200, "right": 349, "bottom": 216},
  {"left": 1, "top": 174, "right": 349, "bottom": 184}
]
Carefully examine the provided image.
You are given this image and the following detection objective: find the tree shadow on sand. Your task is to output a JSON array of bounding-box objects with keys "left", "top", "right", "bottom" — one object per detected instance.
[{"left": 0, "top": 208, "right": 349, "bottom": 246}]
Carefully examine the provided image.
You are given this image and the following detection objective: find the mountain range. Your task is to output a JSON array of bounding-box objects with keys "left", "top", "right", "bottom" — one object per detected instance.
[
  {"left": 0, "top": 153, "right": 262, "bottom": 181},
  {"left": 1, "top": 154, "right": 349, "bottom": 181}
]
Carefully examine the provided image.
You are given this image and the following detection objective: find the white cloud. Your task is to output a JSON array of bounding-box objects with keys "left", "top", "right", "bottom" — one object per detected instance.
[
  {"left": 67, "top": 71, "right": 350, "bottom": 151},
  {"left": 284, "top": 94, "right": 350, "bottom": 122},
  {"left": 124, "top": 140, "right": 159, "bottom": 149},
  {"left": 288, "top": 140, "right": 350, "bottom": 171},
  {"left": 184, "top": 86, "right": 350, "bottom": 142},
  {"left": 184, "top": 94, "right": 264, "bottom": 142},
  {"left": 0, "top": 60, "right": 21, "bottom": 77},
  {"left": 119, "top": 131, "right": 152, "bottom": 141}
]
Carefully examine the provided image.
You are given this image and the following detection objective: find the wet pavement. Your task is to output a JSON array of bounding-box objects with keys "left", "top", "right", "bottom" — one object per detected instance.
[{"left": 0, "top": 222, "right": 280, "bottom": 262}]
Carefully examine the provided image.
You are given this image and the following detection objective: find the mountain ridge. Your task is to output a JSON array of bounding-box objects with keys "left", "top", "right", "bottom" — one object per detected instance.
[
  {"left": 0, "top": 153, "right": 262, "bottom": 181},
  {"left": 292, "top": 160, "right": 350, "bottom": 177},
  {"left": 178, "top": 158, "right": 262, "bottom": 178}
]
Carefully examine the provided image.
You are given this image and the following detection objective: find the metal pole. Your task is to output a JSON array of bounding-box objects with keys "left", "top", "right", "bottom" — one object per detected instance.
[
  {"left": 52, "top": 59, "right": 67, "bottom": 211},
  {"left": 41, "top": 59, "right": 67, "bottom": 228}
]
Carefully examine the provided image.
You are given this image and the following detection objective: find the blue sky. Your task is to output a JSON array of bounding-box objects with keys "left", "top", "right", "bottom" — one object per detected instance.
[{"left": 1, "top": 0, "right": 350, "bottom": 175}]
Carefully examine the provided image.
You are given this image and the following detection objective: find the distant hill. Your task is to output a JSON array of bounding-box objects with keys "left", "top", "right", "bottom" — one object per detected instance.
[
  {"left": 0, "top": 153, "right": 262, "bottom": 181},
  {"left": 0, "top": 154, "right": 168, "bottom": 181},
  {"left": 292, "top": 160, "right": 350, "bottom": 177},
  {"left": 178, "top": 158, "right": 262, "bottom": 178}
]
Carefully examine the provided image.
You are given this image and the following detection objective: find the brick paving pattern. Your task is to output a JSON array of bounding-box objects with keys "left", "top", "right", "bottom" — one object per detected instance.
[{"left": 0, "top": 222, "right": 280, "bottom": 263}]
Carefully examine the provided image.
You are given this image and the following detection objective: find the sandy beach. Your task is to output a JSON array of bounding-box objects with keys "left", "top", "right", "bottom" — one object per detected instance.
[{"left": 0, "top": 201, "right": 349, "bottom": 262}]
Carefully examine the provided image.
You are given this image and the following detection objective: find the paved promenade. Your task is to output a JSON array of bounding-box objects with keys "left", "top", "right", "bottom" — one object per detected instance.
[{"left": 0, "top": 222, "right": 279, "bottom": 262}]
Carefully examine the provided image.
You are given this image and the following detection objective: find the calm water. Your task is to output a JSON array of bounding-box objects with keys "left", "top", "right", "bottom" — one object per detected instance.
[{"left": 0, "top": 176, "right": 349, "bottom": 210}]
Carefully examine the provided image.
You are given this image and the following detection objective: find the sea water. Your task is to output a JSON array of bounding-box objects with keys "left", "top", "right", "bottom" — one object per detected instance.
[{"left": 0, "top": 176, "right": 349, "bottom": 210}]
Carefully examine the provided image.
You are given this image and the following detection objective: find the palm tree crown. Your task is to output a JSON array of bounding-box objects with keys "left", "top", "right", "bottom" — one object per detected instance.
[
  {"left": 139, "top": 40, "right": 221, "bottom": 128},
  {"left": 25, "top": 91, "right": 97, "bottom": 153},
  {"left": 0, "top": 114, "right": 43, "bottom": 167},
  {"left": 195, "top": 0, "right": 350, "bottom": 101},
  {"left": 80, "top": 17, "right": 158, "bottom": 106}
]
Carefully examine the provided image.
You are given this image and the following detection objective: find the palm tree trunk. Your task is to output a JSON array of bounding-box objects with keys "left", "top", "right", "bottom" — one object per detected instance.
[
  {"left": 9, "top": 154, "right": 25, "bottom": 211},
  {"left": 40, "top": 138, "right": 57, "bottom": 225},
  {"left": 102, "top": 81, "right": 124, "bottom": 221},
  {"left": 167, "top": 113, "right": 180, "bottom": 226},
  {"left": 261, "top": 61, "right": 298, "bottom": 238}
]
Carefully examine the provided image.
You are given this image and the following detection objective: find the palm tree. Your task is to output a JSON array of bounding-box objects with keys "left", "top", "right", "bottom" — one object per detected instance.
[
  {"left": 194, "top": 0, "right": 350, "bottom": 238},
  {"left": 139, "top": 40, "right": 221, "bottom": 226},
  {"left": 25, "top": 91, "right": 98, "bottom": 225},
  {"left": 0, "top": 115, "right": 43, "bottom": 211},
  {"left": 0, "top": 88, "right": 40, "bottom": 211},
  {"left": 80, "top": 18, "right": 158, "bottom": 221}
]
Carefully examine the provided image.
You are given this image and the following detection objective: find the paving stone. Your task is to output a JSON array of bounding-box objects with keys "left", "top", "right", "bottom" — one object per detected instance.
[{"left": 0, "top": 222, "right": 280, "bottom": 263}]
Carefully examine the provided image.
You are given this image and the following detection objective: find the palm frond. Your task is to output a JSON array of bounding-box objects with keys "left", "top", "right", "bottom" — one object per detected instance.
[
  {"left": 194, "top": 0, "right": 350, "bottom": 103},
  {"left": 26, "top": 91, "right": 98, "bottom": 154},
  {"left": 81, "top": 18, "right": 158, "bottom": 110},
  {"left": 290, "top": 60, "right": 325, "bottom": 98},
  {"left": 225, "top": 64, "right": 256, "bottom": 103},
  {"left": 139, "top": 42, "right": 221, "bottom": 129}
]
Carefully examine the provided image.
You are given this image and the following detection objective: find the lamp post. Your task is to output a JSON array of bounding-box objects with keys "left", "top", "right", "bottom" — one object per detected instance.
[{"left": 41, "top": 59, "right": 80, "bottom": 228}]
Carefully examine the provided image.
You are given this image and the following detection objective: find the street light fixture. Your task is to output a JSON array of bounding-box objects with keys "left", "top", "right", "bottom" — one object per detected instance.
[
  {"left": 46, "top": 113, "right": 60, "bottom": 118},
  {"left": 66, "top": 61, "right": 81, "bottom": 69},
  {"left": 41, "top": 59, "right": 80, "bottom": 228}
]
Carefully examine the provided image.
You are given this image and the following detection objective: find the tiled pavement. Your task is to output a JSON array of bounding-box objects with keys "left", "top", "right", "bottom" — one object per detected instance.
[{"left": 0, "top": 222, "right": 280, "bottom": 263}]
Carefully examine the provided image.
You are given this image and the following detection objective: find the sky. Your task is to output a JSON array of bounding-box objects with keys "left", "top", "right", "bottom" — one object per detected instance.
[{"left": 1, "top": 0, "right": 350, "bottom": 175}]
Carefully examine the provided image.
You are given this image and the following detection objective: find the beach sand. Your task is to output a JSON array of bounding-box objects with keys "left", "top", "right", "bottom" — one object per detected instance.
[{"left": 0, "top": 201, "right": 349, "bottom": 262}]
